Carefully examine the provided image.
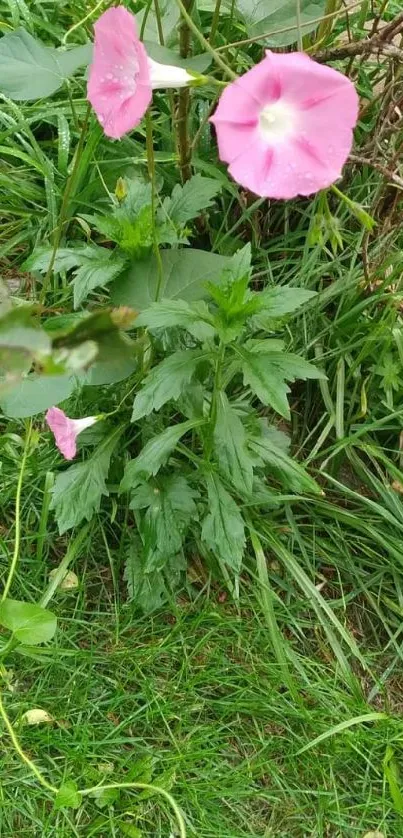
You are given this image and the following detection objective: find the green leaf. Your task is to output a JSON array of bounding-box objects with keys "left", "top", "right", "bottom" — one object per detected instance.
[
  {"left": 137, "top": 2, "right": 179, "bottom": 44},
  {"left": 237, "top": 0, "right": 326, "bottom": 47},
  {"left": 131, "top": 476, "right": 198, "bottom": 572},
  {"left": 54, "top": 781, "right": 82, "bottom": 810},
  {"left": 120, "top": 420, "right": 201, "bottom": 491},
  {"left": 70, "top": 247, "right": 129, "bottom": 308},
  {"left": 145, "top": 41, "right": 211, "bottom": 73},
  {"left": 213, "top": 392, "right": 254, "bottom": 495},
  {"left": 0, "top": 29, "right": 91, "bottom": 100},
  {"left": 162, "top": 175, "right": 221, "bottom": 226},
  {"left": 90, "top": 787, "right": 120, "bottom": 809},
  {"left": 124, "top": 538, "right": 167, "bottom": 614},
  {"left": 0, "top": 374, "right": 76, "bottom": 418},
  {"left": 240, "top": 349, "right": 325, "bottom": 419},
  {"left": 111, "top": 248, "right": 231, "bottom": 310},
  {"left": 23, "top": 246, "right": 84, "bottom": 274},
  {"left": 135, "top": 299, "right": 216, "bottom": 341},
  {"left": 132, "top": 349, "right": 208, "bottom": 421},
  {"left": 250, "top": 435, "right": 321, "bottom": 494},
  {"left": 0, "top": 600, "right": 57, "bottom": 645},
  {"left": 254, "top": 286, "right": 316, "bottom": 317},
  {"left": 83, "top": 332, "right": 138, "bottom": 386},
  {"left": 51, "top": 433, "right": 120, "bottom": 534},
  {"left": 202, "top": 473, "right": 245, "bottom": 572}
]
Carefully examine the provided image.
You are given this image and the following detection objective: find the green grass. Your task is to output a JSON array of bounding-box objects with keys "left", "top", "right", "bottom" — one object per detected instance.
[{"left": 2, "top": 0, "right": 403, "bottom": 835}]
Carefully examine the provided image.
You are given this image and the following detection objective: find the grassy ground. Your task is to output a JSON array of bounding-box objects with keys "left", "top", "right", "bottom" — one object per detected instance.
[{"left": 2, "top": 0, "right": 403, "bottom": 836}]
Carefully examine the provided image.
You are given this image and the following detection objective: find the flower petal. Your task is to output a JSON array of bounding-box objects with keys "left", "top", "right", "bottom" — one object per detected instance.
[
  {"left": 87, "top": 6, "right": 151, "bottom": 139},
  {"left": 46, "top": 407, "right": 77, "bottom": 460}
]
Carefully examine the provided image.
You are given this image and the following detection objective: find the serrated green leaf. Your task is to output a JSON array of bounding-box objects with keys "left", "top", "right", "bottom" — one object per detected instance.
[
  {"left": 54, "top": 781, "right": 82, "bottom": 810},
  {"left": 250, "top": 435, "right": 321, "bottom": 494},
  {"left": 135, "top": 299, "right": 216, "bottom": 341},
  {"left": 132, "top": 475, "right": 198, "bottom": 572},
  {"left": 254, "top": 286, "right": 316, "bottom": 317},
  {"left": 132, "top": 350, "right": 208, "bottom": 421},
  {"left": 51, "top": 432, "right": 121, "bottom": 534},
  {"left": 214, "top": 392, "right": 254, "bottom": 494},
  {"left": 121, "top": 420, "right": 201, "bottom": 491},
  {"left": 240, "top": 349, "right": 325, "bottom": 419},
  {"left": 0, "top": 29, "right": 91, "bottom": 100},
  {"left": 71, "top": 246, "right": 129, "bottom": 308},
  {"left": 111, "top": 248, "right": 231, "bottom": 310},
  {"left": 162, "top": 174, "right": 221, "bottom": 226},
  {"left": 202, "top": 473, "right": 245, "bottom": 572},
  {"left": 0, "top": 600, "right": 57, "bottom": 645},
  {"left": 237, "top": 0, "right": 326, "bottom": 47}
]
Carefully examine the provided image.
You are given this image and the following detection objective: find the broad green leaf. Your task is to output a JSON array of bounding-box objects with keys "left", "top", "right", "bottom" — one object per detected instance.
[
  {"left": 51, "top": 433, "right": 120, "bottom": 534},
  {"left": 0, "top": 374, "right": 76, "bottom": 418},
  {"left": 237, "top": 0, "right": 326, "bottom": 47},
  {"left": 144, "top": 41, "right": 211, "bottom": 73},
  {"left": 254, "top": 286, "right": 316, "bottom": 317},
  {"left": 131, "top": 476, "right": 198, "bottom": 572},
  {"left": 120, "top": 420, "right": 201, "bottom": 491},
  {"left": 0, "top": 308, "right": 50, "bottom": 376},
  {"left": 213, "top": 392, "right": 254, "bottom": 495},
  {"left": 83, "top": 332, "right": 138, "bottom": 386},
  {"left": 162, "top": 175, "right": 221, "bottom": 226},
  {"left": 135, "top": 299, "right": 216, "bottom": 341},
  {"left": 250, "top": 435, "right": 321, "bottom": 494},
  {"left": 111, "top": 248, "right": 231, "bottom": 310},
  {"left": 202, "top": 473, "right": 245, "bottom": 572},
  {"left": 132, "top": 350, "right": 208, "bottom": 421},
  {"left": 0, "top": 30, "right": 91, "bottom": 100},
  {"left": 240, "top": 349, "right": 325, "bottom": 419},
  {"left": 0, "top": 600, "right": 57, "bottom": 645},
  {"left": 136, "top": 2, "right": 179, "bottom": 44},
  {"left": 54, "top": 781, "right": 82, "bottom": 810},
  {"left": 23, "top": 246, "right": 84, "bottom": 274}
]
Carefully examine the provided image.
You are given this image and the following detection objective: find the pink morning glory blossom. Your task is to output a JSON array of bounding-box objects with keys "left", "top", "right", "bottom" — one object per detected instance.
[
  {"left": 46, "top": 407, "right": 97, "bottom": 460},
  {"left": 87, "top": 6, "right": 192, "bottom": 139},
  {"left": 210, "top": 51, "right": 359, "bottom": 199}
]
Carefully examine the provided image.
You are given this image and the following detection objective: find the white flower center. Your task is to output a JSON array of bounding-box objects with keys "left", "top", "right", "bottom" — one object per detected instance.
[{"left": 258, "top": 101, "right": 296, "bottom": 143}]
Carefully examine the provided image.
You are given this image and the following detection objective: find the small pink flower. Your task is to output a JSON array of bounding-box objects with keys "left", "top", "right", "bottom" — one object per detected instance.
[
  {"left": 210, "top": 51, "right": 359, "bottom": 199},
  {"left": 87, "top": 6, "right": 192, "bottom": 140},
  {"left": 46, "top": 407, "right": 97, "bottom": 460}
]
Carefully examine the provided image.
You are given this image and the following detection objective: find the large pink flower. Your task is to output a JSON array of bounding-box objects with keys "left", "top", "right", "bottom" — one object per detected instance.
[
  {"left": 210, "top": 51, "right": 359, "bottom": 199},
  {"left": 46, "top": 407, "right": 97, "bottom": 460},
  {"left": 87, "top": 7, "right": 192, "bottom": 140}
]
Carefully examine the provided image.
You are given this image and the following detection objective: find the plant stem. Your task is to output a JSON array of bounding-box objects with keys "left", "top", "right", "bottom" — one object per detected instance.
[
  {"left": 40, "top": 103, "right": 91, "bottom": 303},
  {"left": 174, "top": 0, "right": 237, "bottom": 79},
  {"left": 145, "top": 110, "right": 164, "bottom": 301},
  {"left": 0, "top": 691, "right": 58, "bottom": 793},
  {"left": 210, "top": 0, "right": 222, "bottom": 45},
  {"left": 177, "top": 0, "right": 194, "bottom": 183},
  {"left": 2, "top": 420, "right": 32, "bottom": 602},
  {"left": 206, "top": 341, "right": 225, "bottom": 459}
]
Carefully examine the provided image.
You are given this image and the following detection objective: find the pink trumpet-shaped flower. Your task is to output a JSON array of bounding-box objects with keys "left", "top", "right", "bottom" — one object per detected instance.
[
  {"left": 46, "top": 407, "right": 97, "bottom": 460},
  {"left": 210, "top": 51, "right": 359, "bottom": 200},
  {"left": 87, "top": 6, "right": 192, "bottom": 139}
]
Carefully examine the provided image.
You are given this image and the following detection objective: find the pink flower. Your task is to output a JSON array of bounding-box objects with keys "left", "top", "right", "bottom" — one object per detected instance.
[
  {"left": 46, "top": 407, "right": 97, "bottom": 460},
  {"left": 87, "top": 6, "right": 192, "bottom": 140},
  {"left": 210, "top": 51, "right": 359, "bottom": 200}
]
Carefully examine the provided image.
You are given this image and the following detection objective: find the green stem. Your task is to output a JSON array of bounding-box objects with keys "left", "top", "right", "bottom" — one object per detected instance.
[
  {"left": 296, "top": 0, "right": 303, "bottom": 51},
  {"left": 173, "top": 0, "right": 237, "bottom": 79},
  {"left": 206, "top": 341, "right": 225, "bottom": 459},
  {"left": 177, "top": 0, "right": 194, "bottom": 183},
  {"left": 0, "top": 691, "right": 58, "bottom": 793},
  {"left": 2, "top": 420, "right": 32, "bottom": 602},
  {"left": 40, "top": 104, "right": 91, "bottom": 303},
  {"left": 145, "top": 111, "right": 164, "bottom": 301},
  {"left": 210, "top": 0, "right": 223, "bottom": 44}
]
